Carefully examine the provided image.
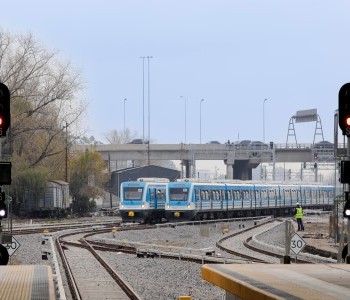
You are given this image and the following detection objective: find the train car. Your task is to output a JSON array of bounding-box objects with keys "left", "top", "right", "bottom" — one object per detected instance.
[
  {"left": 165, "top": 179, "right": 334, "bottom": 222},
  {"left": 119, "top": 178, "right": 169, "bottom": 223},
  {"left": 21, "top": 180, "right": 71, "bottom": 217}
]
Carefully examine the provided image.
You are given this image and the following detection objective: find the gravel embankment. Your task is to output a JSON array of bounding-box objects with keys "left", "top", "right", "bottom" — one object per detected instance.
[{"left": 10, "top": 215, "right": 334, "bottom": 300}]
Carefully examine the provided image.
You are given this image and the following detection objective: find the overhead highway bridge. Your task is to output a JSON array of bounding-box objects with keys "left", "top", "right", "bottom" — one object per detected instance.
[{"left": 73, "top": 143, "right": 338, "bottom": 180}]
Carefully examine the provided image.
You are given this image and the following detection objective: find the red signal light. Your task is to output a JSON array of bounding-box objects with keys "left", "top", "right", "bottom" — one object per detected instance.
[
  {"left": 346, "top": 116, "right": 350, "bottom": 126},
  {"left": 339, "top": 83, "right": 350, "bottom": 136}
]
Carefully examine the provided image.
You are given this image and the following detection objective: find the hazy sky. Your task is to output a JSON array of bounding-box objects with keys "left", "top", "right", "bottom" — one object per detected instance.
[{"left": 1, "top": 1, "right": 349, "bottom": 146}]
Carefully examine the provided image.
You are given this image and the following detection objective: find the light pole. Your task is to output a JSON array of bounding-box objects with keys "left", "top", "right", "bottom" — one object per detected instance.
[
  {"left": 147, "top": 56, "right": 153, "bottom": 166},
  {"left": 63, "top": 121, "right": 68, "bottom": 182},
  {"left": 122, "top": 98, "right": 127, "bottom": 134},
  {"left": 263, "top": 98, "right": 268, "bottom": 142},
  {"left": 140, "top": 56, "right": 146, "bottom": 141},
  {"left": 180, "top": 96, "right": 187, "bottom": 143},
  {"left": 147, "top": 56, "right": 153, "bottom": 144},
  {"left": 200, "top": 99, "right": 204, "bottom": 144}
]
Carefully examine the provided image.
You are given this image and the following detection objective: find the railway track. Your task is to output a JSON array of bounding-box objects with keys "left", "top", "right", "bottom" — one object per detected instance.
[
  {"left": 24, "top": 216, "right": 331, "bottom": 299},
  {"left": 216, "top": 219, "right": 313, "bottom": 263},
  {"left": 57, "top": 229, "right": 142, "bottom": 300}
]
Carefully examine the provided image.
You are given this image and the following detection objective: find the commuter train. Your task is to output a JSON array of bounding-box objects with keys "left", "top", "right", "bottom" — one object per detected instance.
[
  {"left": 165, "top": 179, "right": 334, "bottom": 221},
  {"left": 119, "top": 178, "right": 169, "bottom": 223}
]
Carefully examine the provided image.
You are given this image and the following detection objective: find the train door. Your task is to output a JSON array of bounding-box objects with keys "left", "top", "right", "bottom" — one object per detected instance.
[
  {"left": 194, "top": 188, "right": 200, "bottom": 210},
  {"left": 148, "top": 186, "right": 165, "bottom": 209},
  {"left": 149, "top": 187, "right": 157, "bottom": 209}
]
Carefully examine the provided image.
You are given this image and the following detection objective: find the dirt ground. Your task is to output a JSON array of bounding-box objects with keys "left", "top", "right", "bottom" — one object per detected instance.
[{"left": 294, "top": 213, "right": 341, "bottom": 255}]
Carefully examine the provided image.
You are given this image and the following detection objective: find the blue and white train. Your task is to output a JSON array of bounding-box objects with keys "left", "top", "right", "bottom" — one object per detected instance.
[
  {"left": 119, "top": 178, "right": 169, "bottom": 223},
  {"left": 165, "top": 179, "right": 334, "bottom": 221}
]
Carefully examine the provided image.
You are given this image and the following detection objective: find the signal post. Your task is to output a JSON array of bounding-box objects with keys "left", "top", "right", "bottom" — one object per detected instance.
[
  {"left": 0, "top": 82, "right": 11, "bottom": 265},
  {"left": 338, "top": 83, "right": 350, "bottom": 263}
]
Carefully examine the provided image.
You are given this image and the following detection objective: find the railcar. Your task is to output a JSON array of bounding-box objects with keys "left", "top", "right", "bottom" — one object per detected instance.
[
  {"left": 165, "top": 179, "right": 334, "bottom": 221},
  {"left": 119, "top": 178, "right": 169, "bottom": 223}
]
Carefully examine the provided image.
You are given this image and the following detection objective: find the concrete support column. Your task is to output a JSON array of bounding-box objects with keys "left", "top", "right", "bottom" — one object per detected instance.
[
  {"left": 226, "top": 164, "right": 234, "bottom": 179},
  {"left": 180, "top": 160, "right": 185, "bottom": 178},
  {"left": 192, "top": 160, "right": 196, "bottom": 178},
  {"left": 182, "top": 160, "right": 191, "bottom": 178}
]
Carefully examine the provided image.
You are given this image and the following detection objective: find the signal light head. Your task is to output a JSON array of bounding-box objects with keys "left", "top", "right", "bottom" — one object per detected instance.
[
  {"left": 343, "top": 192, "right": 350, "bottom": 219},
  {"left": 0, "top": 191, "right": 6, "bottom": 219},
  {"left": 339, "top": 83, "right": 350, "bottom": 136},
  {"left": 0, "top": 208, "right": 5, "bottom": 217},
  {"left": 345, "top": 116, "right": 350, "bottom": 126}
]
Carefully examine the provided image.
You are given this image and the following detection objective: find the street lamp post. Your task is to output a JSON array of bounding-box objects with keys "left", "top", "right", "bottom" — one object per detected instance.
[
  {"left": 200, "top": 99, "right": 204, "bottom": 144},
  {"left": 65, "top": 122, "right": 68, "bottom": 182},
  {"left": 147, "top": 56, "right": 153, "bottom": 144},
  {"left": 180, "top": 96, "right": 187, "bottom": 143},
  {"left": 62, "top": 121, "right": 69, "bottom": 182},
  {"left": 122, "top": 98, "right": 127, "bottom": 134},
  {"left": 262, "top": 98, "right": 268, "bottom": 181},
  {"left": 140, "top": 56, "right": 146, "bottom": 141},
  {"left": 147, "top": 56, "right": 153, "bottom": 166},
  {"left": 263, "top": 98, "right": 268, "bottom": 142}
]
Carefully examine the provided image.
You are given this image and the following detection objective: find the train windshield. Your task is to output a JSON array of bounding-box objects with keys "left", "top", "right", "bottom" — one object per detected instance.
[
  {"left": 169, "top": 188, "right": 189, "bottom": 201},
  {"left": 123, "top": 187, "right": 144, "bottom": 200}
]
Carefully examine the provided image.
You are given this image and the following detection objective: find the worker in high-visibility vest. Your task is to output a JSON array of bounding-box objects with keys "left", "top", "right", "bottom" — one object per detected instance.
[{"left": 295, "top": 203, "right": 304, "bottom": 231}]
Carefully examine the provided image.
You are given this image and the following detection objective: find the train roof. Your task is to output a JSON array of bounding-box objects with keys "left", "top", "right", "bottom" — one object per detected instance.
[
  {"left": 137, "top": 177, "right": 170, "bottom": 182},
  {"left": 170, "top": 179, "right": 334, "bottom": 188}
]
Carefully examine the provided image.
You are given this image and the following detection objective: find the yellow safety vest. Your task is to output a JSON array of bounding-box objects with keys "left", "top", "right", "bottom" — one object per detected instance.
[{"left": 295, "top": 207, "right": 303, "bottom": 218}]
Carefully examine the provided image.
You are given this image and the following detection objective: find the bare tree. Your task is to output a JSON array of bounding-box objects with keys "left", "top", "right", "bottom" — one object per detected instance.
[
  {"left": 0, "top": 30, "right": 86, "bottom": 169},
  {"left": 104, "top": 128, "right": 137, "bottom": 144}
]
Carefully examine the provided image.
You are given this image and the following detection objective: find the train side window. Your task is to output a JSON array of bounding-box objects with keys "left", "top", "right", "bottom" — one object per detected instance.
[
  {"left": 217, "top": 190, "right": 221, "bottom": 199},
  {"left": 227, "top": 191, "right": 232, "bottom": 200},
  {"left": 256, "top": 190, "right": 260, "bottom": 200},
  {"left": 195, "top": 189, "right": 200, "bottom": 200}
]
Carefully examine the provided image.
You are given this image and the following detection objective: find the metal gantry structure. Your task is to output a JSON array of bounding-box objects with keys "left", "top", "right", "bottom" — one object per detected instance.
[{"left": 286, "top": 109, "right": 324, "bottom": 147}]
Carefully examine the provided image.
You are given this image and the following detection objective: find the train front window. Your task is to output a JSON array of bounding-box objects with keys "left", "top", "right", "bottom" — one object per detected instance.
[
  {"left": 124, "top": 187, "right": 143, "bottom": 200},
  {"left": 169, "top": 188, "right": 188, "bottom": 201}
]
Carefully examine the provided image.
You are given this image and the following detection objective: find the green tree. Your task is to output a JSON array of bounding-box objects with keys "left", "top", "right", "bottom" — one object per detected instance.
[{"left": 69, "top": 149, "right": 108, "bottom": 215}]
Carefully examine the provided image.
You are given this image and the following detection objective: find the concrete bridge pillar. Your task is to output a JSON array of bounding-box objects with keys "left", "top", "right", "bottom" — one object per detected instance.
[
  {"left": 181, "top": 160, "right": 193, "bottom": 178},
  {"left": 225, "top": 164, "right": 234, "bottom": 179},
  {"left": 231, "top": 160, "right": 259, "bottom": 180}
]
